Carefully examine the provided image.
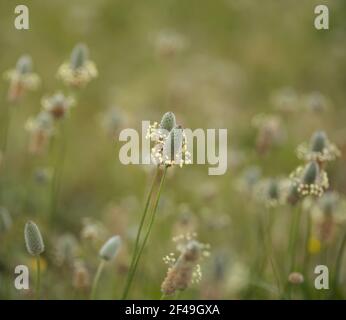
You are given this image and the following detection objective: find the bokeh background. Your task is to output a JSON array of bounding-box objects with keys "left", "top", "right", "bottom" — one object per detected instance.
[{"left": 0, "top": 0, "right": 345, "bottom": 299}]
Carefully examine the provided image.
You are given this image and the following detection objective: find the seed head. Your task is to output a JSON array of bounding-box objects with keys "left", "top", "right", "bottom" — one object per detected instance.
[
  {"left": 57, "top": 44, "right": 97, "bottom": 88},
  {"left": 290, "top": 161, "right": 329, "bottom": 198},
  {"left": 4, "top": 54, "right": 40, "bottom": 102},
  {"left": 161, "top": 235, "right": 209, "bottom": 296},
  {"left": 42, "top": 92, "right": 75, "bottom": 120},
  {"left": 24, "top": 221, "right": 45, "bottom": 256},
  {"left": 297, "top": 131, "right": 340, "bottom": 163},
  {"left": 160, "top": 112, "right": 176, "bottom": 132},
  {"left": 99, "top": 235, "right": 122, "bottom": 261}
]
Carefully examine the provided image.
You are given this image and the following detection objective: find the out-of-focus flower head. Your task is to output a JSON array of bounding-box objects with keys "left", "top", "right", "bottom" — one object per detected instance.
[
  {"left": 161, "top": 234, "right": 209, "bottom": 296},
  {"left": 25, "top": 111, "right": 54, "bottom": 155},
  {"left": 4, "top": 54, "right": 40, "bottom": 103},
  {"left": 57, "top": 43, "right": 97, "bottom": 88},
  {"left": 154, "top": 30, "right": 187, "bottom": 58},
  {"left": 42, "top": 92, "right": 75, "bottom": 120},
  {"left": 72, "top": 259, "right": 90, "bottom": 291},
  {"left": 296, "top": 131, "right": 341, "bottom": 165},
  {"left": 310, "top": 191, "right": 346, "bottom": 244},
  {"left": 271, "top": 87, "right": 299, "bottom": 113},
  {"left": 81, "top": 217, "right": 107, "bottom": 245},
  {"left": 55, "top": 233, "right": 79, "bottom": 267},
  {"left": 254, "top": 177, "right": 288, "bottom": 207},
  {"left": 234, "top": 165, "right": 262, "bottom": 195},
  {"left": 302, "top": 91, "right": 331, "bottom": 113},
  {"left": 99, "top": 106, "right": 125, "bottom": 138},
  {"left": 252, "top": 113, "right": 285, "bottom": 155}
]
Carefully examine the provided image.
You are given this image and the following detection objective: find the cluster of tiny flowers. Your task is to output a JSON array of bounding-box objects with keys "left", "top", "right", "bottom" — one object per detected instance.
[
  {"left": 289, "top": 164, "right": 329, "bottom": 198},
  {"left": 4, "top": 55, "right": 40, "bottom": 102},
  {"left": 57, "top": 44, "right": 97, "bottom": 88},
  {"left": 254, "top": 178, "right": 288, "bottom": 207},
  {"left": 297, "top": 135, "right": 341, "bottom": 163},
  {"left": 251, "top": 113, "right": 284, "bottom": 155},
  {"left": 161, "top": 234, "right": 209, "bottom": 296},
  {"left": 25, "top": 112, "right": 55, "bottom": 154},
  {"left": 146, "top": 113, "right": 191, "bottom": 167}
]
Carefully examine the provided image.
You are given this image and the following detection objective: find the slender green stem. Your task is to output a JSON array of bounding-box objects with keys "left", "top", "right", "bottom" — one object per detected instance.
[
  {"left": 121, "top": 167, "right": 160, "bottom": 299},
  {"left": 1, "top": 102, "right": 12, "bottom": 155},
  {"left": 265, "top": 207, "right": 281, "bottom": 296},
  {"left": 282, "top": 204, "right": 302, "bottom": 299},
  {"left": 49, "top": 122, "right": 67, "bottom": 222},
  {"left": 303, "top": 211, "right": 312, "bottom": 275},
  {"left": 91, "top": 260, "right": 105, "bottom": 300},
  {"left": 36, "top": 257, "right": 41, "bottom": 300},
  {"left": 334, "top": 232, "right": 346, "bottom": 289},
  {"left": 289, "top": 204, "right": 302, "bottom": 271},
  {"left": 160, "top": 294, "right": 166, "bottom": 300},
  {"left": 122, "top": 166, "right": 168, "bottom": 299}
]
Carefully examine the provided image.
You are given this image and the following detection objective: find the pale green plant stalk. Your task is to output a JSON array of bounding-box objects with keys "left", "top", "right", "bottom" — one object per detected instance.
[
  {"left": 122, "top": 166, "right": 168, "bottom": 299},
  {"left": 333, "top": 231, "right": 346, "bottom": 292},
  {"left": 91, "top": 260, "right": 105, "bottom": 300},
  {"left": 49, "top": 121, "right": 68, "bottom": 222},
  {"left": 36, "top": 257, "right": 41, "bottom": 300},
  {"left": 303, "top": 211, "right": 312, "bottom": 274},
  {"left": 1, "top": 102, "right": 12, "bottom": 156},
  {"left": 121, "top": 167, "right": 160, "bottom": 299},
  {"left": 283, "top": 204, "right": 302, "bottom": 299}
]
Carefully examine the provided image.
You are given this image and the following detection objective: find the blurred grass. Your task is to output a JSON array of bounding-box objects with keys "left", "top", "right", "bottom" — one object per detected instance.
[{"left": 0, "top": 0, "right": 345, "bottom": 299}]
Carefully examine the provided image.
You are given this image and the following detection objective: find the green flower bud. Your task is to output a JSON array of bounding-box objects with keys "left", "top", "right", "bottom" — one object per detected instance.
[
  {"left": 70, "top": 43, "right": 89, "bottom": 70},
  {"left": 99, "top": 235, "right": 121, "bottom": 261},
  {"left": 160, "top": 112, "right": 176, "bottom": 132},
  {"left": 24, "top": 221, "right": 45, "bottom": 256}
]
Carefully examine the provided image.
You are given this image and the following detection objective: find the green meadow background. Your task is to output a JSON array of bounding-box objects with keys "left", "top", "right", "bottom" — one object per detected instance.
[{"left": 0, "top": 0, "right": 345, "bottom": 299}]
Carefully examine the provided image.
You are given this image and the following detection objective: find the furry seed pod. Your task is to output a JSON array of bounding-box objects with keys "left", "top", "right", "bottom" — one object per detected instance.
[
  {"left": 99, "top": 235, "right": 122, "bottom": 261},
  {"left": 24, "top": 221, "right": 45, "bottom": 256},
  {"left": 160, "top": 112, "right": 176, "bottom": 132}
]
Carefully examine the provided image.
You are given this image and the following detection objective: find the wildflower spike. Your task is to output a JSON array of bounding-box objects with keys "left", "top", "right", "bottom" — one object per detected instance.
[
  {"left": 99, "top": 235, "right": 122, "bottom": 261},
  {"left": 24, "top": 221, "right": 45, "bottom": 256}
]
